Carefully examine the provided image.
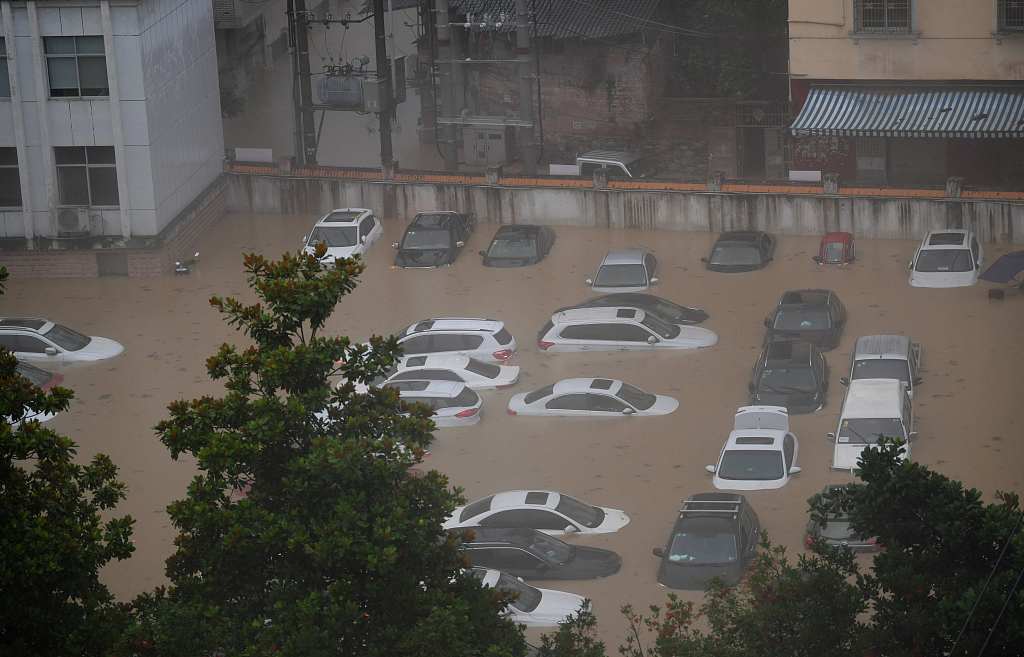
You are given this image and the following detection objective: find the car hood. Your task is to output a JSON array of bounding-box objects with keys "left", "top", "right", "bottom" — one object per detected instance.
[
  {"left": 665, "top": 326, "right": 719, "bottom": 348},
  {"left": 657, "top": 558, "right": 744, "bottom": 590},
  {"left": 78, "top": 336, "right": 125, "bottom": 361},
  {"left": 751, "top": 390, "right": 821, "bottom": 414},
  {"left": 706, "top": 262, "right": 762, "bottom": 273},
  {"left": 518, "top": 589, "right": 586, "bottom": 627},
  {"left": 507, "top": 393, "right": 530, "bottom": 413},
  {"left": 548, "top": 546, "right": 622, "bottom": 580},
  {"left": 395, "top": 248, "right": 451, "bottom": 268},
  {"left": 832, "top": 443, "right": 867, "bottom": 471},
  {"left": 713, "top": 473, "right": 787, "bottom": 491},
  {"left": 644, "top": 395, "right": 680, "bottom": 415},
  {"left": 593, "top": 507, "right": 630, "bottom": 533},
  {"left": 591, "top": 284, "right": 649, "bottom": 294},
  {"left": 305, "top": 244, "right": 360, "bottom": 260},
  {"left": 909, "top": 270, "right": 978, "bottom": 288},
  {"left": 484, "top": 256, "right": 536, "bottom": 268}
]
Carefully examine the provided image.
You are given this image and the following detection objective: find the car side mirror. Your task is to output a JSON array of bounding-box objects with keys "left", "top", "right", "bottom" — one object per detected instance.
[
  {"left": 826, "top": 432, "right": 836, "bottom": 441},
  {"left": 907, "top": 260, "right": 914, "bottom": 271},
  {"left": 622, "top": 407, "right": 635, "bottom": 415},
  {"left": 789, "top": 466, "right": 802, "bottom": 475},
  {"left": 705, "top": 464, "right": 716, "bottom": 473},
  {"left": 585, "top": 278, "right": 594, "bottom": 286},
  {"left": 44, "top": 347, "right": 58, "bottom": 356},
  {"left": 912, "top": 377, "right": 923, "bottom": 386},
  {"left": 564, "top": 525, "right": 579, "bottom": 534},
  {"left": 391, "top": 241, "right": 399, "bottom": 249},
  {"left": 650, "top": 277, "right": 660, "bottom": 285},
  {"left": 456, "top": 240, "right": 465, "bottom": 248},
  {"left": 652, "top": 547, "right": 665, "bottom": 558},
  {"left": 360, "top": 235, "right": 367, "bottom": 244},
  {"left": 479, "top": 250, "right": 487, "bottom": 257},
  {"left": 646, "top": 336, "right": 658, "bottom": 345},
  {"left": 812, "top": 256, "right": 823, "bottom": 264},
  {"left": 839, "top": 376, "right": 850, "bottom": 386},
  {"left": 303, "top": 234, "right": 308, "bottom": 243}
]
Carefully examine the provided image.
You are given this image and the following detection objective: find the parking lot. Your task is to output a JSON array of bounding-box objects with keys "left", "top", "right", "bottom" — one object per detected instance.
[{"left": 6, "top": 210, "right": 1023, "bottom": 645}]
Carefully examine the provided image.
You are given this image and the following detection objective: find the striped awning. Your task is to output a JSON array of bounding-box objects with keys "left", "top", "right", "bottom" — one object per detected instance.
[{"left": 790, "top": 86, "right": 1024, "bottom": 138}]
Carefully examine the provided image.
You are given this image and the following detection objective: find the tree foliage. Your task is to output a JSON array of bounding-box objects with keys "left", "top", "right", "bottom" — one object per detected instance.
[
  {"left": 123, "top": 249, "right": 525, "bottom": 657},
  {"left": 0, "top": 265, "right": 135, "bottom": 657}
]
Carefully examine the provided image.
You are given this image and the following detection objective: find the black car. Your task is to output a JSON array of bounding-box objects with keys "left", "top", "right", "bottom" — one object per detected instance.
[
  {"left": 763, "top": 289, "right": 846, "bottom": 350},
  {"left": 804, "top": 485, "right": 879, "bottom": 553},
  {"left": 559, "top": 293, "right": 709, "bottom": 325},
  {"left": 653, "top": 493, "right": 760, "bottom": 590},
  {"left": 702, "top": 231, "right": 775, "bottom": 272},
  {"left": 479, "top": 225, "right": 555, "bottom": 267},
  {"left": 393, "top": 211, "right": 476, "bottom": 268},
  {"left": 449, "top": 526, "right": 621, "bottom": 580},
  {"left": 749, "top": 339, "right": 829, "bottom": 414}
]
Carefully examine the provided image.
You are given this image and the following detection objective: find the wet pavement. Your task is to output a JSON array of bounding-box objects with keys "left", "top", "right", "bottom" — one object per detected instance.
[{"left": 4, "top": 211, "right": 1023, "bottom": 645}]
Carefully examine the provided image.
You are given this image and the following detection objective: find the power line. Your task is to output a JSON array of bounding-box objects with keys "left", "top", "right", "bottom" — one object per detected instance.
[
  {"left": 977, "top": 563, "right": 1024, "bottom": 657},
  {"left": 559, "top": 0, "right": 712, "bottom": 39}
]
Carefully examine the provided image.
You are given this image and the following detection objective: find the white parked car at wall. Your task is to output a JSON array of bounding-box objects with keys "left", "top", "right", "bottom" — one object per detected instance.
[
  {"left": 383, "top": 379, "right": 482, "bottom": 427},
  {"left": 908, "top": 229, "right": 983, "bottom": 288},
  {"left": 445, "top": 490, "right": 630, "bottom": 535},
  {"left": 470, "top": 567, "right": 585, "bottom": 628},
  {"left": 0, "top": 318, "right": 124, "bottom": 364},
  {"left": 586, "top": 249, "right": 659, "bottom": 293},
  {"left": 507, "top": 378, "right": 678, "bottom": 417},
  {"left": 705, "top": 406, "right": 801, "bottom": 491},
  {"left": 536, "top": 307, "right": 717, "bottom": 352},
  {"left": 395, "top": 318, "right": 517, "bottom": 362},
  {"left": 390, "top": 354, "right": 519, "bottom": 390},
  {"left": 303, "top": 208, "right": 382, "bottom": 261}
]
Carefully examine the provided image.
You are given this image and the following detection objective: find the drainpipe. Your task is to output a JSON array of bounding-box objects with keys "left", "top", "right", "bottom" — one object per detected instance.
[
  {"left": 101, "top": 0, "right": 131, "bottom": 240},
  {"left": 26, "top": 1, "right": 55, "bottom": 236},
  {"left": 2, "top": 2, "right": 33, "bottom": 247}
]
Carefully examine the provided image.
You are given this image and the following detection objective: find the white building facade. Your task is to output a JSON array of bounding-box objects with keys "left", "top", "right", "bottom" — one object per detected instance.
[{"left": 0, "top": 0, "right": 223, "bottom": 243}]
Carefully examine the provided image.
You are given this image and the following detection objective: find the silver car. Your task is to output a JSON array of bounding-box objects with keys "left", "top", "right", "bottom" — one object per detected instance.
[
  {"left": 586, "top": 249, "right": 658, "bottom": 293},
  {"left": 537, "top": 307, "right": 718, "bottom": 352}
]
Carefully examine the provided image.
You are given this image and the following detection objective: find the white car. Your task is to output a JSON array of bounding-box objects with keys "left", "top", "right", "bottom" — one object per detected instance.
[
  {"left": 395, "top": 318, "right": 517, "bottom": 363},
  {"left": 507, "top": 378, "right": 678, "bottom": 417},
  {"left": 470, "top": 567, "right": 585, "bottom": 628},
  {"left": 0, "top": 318, "right": 124, "bottom": 364},
  {"left": 908, "top": 229, "right": 983, "bottom": 288},
  {"left": 303, "top": 208, "right": 382, "bottom": 261},
  {"left": 383, "top": 379, "right": 482, "bottom": 427},
  {"left": 829, "top": 378, "right": 914, "bottom": 471},
  {"left": 389, "top": 354, "right": 519, "bottom": 390},
  {"left": 705, "top": 406, "right": 801, "bottom": 491},
  {"left": 586, "top": 249, "right": 659, "bottom": 293},
  {"left": 537, "top": 307, "right": 717, "bottom": 352},
  {"left": 444, "top": 490, "right": 630, "bottom": 535},
  {"left": 7, "top": 361, "right": 63, "bottom": 426}
]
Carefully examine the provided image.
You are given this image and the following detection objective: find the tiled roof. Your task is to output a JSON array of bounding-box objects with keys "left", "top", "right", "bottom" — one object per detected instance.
[{"left": 449, "top": 0, "right": 661, "bottom": 40}]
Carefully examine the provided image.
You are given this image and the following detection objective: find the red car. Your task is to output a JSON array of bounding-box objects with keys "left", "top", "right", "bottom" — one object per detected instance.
[{"left": 814, "top": 232, "right": 855, "bottom": 265}]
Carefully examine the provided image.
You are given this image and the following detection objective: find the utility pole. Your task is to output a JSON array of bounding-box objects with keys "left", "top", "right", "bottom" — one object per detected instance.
[
  {"left": 514, "top": 0, "right": 536, "bottom": 174},
  {"left": 373, "top": 0, "right": 395, "bottom": 173},
  {"left": 287, "top": 0, "right": 318, "bottom": 165},
  {"left": 435, "top": 0, "right": 458, "bottom": 170}
]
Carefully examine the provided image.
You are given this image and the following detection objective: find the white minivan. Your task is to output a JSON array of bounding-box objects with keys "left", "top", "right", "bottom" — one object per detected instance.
[{"left": 829, "top": 379, "right": 915, "bottom": 471}]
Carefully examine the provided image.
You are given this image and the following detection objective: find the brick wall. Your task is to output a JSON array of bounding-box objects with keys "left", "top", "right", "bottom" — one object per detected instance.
[{"left": 0, "top": 177, "right": 226, "bottom": 279}]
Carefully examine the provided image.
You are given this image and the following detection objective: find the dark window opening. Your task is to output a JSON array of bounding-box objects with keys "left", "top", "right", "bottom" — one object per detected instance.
[
  {"left": 44, "top": 35, "right": 109, "bottom": 97},
  {"left": 0, "top": 147, "right": 22, "bottom": 207},
  {"left": 55, "top": 146, "right": 118, "bottom": 206}
]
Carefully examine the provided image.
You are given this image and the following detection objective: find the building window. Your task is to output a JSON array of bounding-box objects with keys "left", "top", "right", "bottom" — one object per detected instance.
[
  {"left": 0, "top": 38, "right": 10, "bottom": 98},
  {"left": 854, "top": 0, "right": 912, "bottom": 33},
  {"left": 0, "top": 148, "right": 21, "bottom": 206},
  {"left": 999, "top": 0, "right": 1024, "bottom": 31},
  {"left": 44, "top": 36, "right": 108, "bottom": 97},
  {"left": 55, "top": 146, "right": 118, "bottom": 206}
]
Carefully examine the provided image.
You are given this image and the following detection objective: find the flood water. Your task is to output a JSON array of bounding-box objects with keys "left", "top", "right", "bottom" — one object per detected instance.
[{"left": 4, "top": 211, "right": 1023, "bottom": 646}]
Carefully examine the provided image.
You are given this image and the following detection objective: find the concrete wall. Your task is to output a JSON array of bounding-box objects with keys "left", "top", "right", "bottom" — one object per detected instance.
[
  {"left": 789, "top": 0, "right": 1024, "bottom": 80},
  {"left": 225, "top": 173, "right": 1024, "bottom": 244}
]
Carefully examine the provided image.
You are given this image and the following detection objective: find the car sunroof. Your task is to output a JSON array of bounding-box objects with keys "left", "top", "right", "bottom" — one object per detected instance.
[
  {"left": 615, "top": 309, "right": 637, "bottom": 318},
  {"left": 590, "top": 379, "right": 614, "bottom": 390},
  {"left": 405, "top": 356, "right": 428, "bottom": 367},
  {"left": 735, "top": 436, "right": 775, "bottom": 445},
  {"left": 525, "top": 491, "right": 549, "bottom": 504}
]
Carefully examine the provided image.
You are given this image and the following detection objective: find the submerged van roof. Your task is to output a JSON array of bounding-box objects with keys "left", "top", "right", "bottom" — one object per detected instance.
[{"left": 853, "top": 335, "right": 912, "bottom": 360}]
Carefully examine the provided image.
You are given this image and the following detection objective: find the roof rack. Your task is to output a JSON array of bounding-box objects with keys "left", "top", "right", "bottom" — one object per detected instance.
[{"left": 680, "top": 499, "right": 742, "bottom": 515}]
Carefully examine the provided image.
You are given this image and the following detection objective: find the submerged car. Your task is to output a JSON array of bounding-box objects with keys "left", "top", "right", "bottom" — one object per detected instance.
[
  {"left": 804, "top": 485, "right": 879, "bottom": 553},
  {"left": 586, "top": 249, "right": 659, "bottom": 293},
  {"left": 470, "top": 567, "right": 585, "bottom": 627},
  {"left": 480, "top": 225, "right": 555, "bottom": 267},
  {"left": 450, "top": 526, "right": 622, "bottom": 580},
  {"left": 558, "top": 293, "right": 708, "bottom": 325},
  {"left": 508, "top": 378, "right": 678, "bottom": 417},
  {"left": 814, "top": 232, "right": 856, "bottom": 265},
  {"left": 908, "top": 229, "right": 983, "bottom": 288},
  {"left": 653, "top": 493, "right": 761, "bottom": 590},
  {"left": 0, "top": 318, "right": 124, "bottom": 364},
  {"left": 537, "top": 307, "right": 718, "bottom": 352},
  {"left": 389, "top": 354, "right": 519, "bottom": 390},
  {"left": 763, "top": 289, "right": 846, "bottom": 351},
  {"left": 748, "top": 339, "right": 828, "bottom": 414},
  {"left": 394, "top": 318, "right": 516, "bottom": 363},
  {"left": 445, "top": 490, "right": 630, "bottom": 536},
  {"left": 705, "top": 407, "right": 801, "bottom": 491},
  {"left": 7, "top": 361, "right": 64, "bottom": 425},
  {"left": 382, "top": 380, "right": 482, "bottom": 428},
  {"left": 302, "top": 207, "right": 381, "bottom": 261},
  {"left": 840, "top": 334, "right": 922, "bottom": 399},
  {"left": 829, "top": 378, "right": 915, "bottom": 471},
  {"left": 393, "top": 211, "right": 476, "bottom": 268},
  {"left": 703, "top": 231, "right": 775, "bottom": 272}
]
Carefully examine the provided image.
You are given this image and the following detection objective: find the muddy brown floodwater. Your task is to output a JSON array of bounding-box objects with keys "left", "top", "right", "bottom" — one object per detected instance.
[{"left": 4, "top": 211, "right": 1023, "bottom": 647}]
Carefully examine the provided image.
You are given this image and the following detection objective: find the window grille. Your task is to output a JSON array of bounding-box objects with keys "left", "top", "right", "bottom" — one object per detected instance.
[{"left": 854, "top": 0, "right": 911, "bottom": 34}]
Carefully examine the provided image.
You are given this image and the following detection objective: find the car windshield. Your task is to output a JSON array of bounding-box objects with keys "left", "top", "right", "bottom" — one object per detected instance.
[
  {"left": 593, "top": 264, "right": 646, "bottom": 288},
  {"left": 43, "top": 324, "right": 90, "bottom": 351},
  {"left": 717, "top": 450, "right": 785, "bottom": 480},
  {"left": 823, "top": 242, "right": 846, "bottom": 262},
  {"left": 759, "top": 368, "right": 817, "bottom": 393},
  {"left": 529, "top": 533, "right": 573, "bottom": 565},
  {"left": 401, "top": 228, "right": 451, "bottom": 250},
  {"left": 554, "top": 495, "right": 604, "bottom": 528},
  {"left": 308, "top": 226, "right": 357, "bottom": 247},
  {"left": 852, "top": 359, "right": 910, "bottom": 384},
  {"left": 465, "top": 359, "right": 501, "bottom": 378},
  {"left": 616, "top": 383, "right": 657, "bottom": 411},
  {"left": 915, "top": 249, "right": 973, "bottom": 273},
  {"left": 773, "top": 307, "right": 830, "bottom": 331},
  {"left": 668, "top": 530, "right": 738, "bottom": 565},
  {"left": 710, "top": 244, "right": 760, "bottom": 266},
  {"left": 837, "top": 418, "right": 905, "bottom": 444},
  {"left": 496, "top": 572, "right": 542, "bottom": 613},
  {"left": 640, "top": 313, "right": 680, "bottom": 339},
  {"left": 488, "top": 236, "right": 537, "bottom": 259},
  {"left": 460, "top": 495, "right": 494, "bottom": 522}
]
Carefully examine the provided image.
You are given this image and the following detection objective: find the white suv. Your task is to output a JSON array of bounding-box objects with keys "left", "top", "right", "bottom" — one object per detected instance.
[
  {"left": 705, "top": 407, "right": 800, "bottom": 491},
  {"left": 829, "top": 378, "right": 915, "bottom": 471},
  {"left": 0, "top": 317, "right": 124, "bottom": 363},
  {"left": 908, "top": 229, "right": 983, "bottom": 288},
  {"left": 586, "top": 249, "right": 658, "bottom": 293},
  {"left": 303, "top": 208, "right": 382, "bottom": 261},
  {"left": 536, "top": 307, "right": 717, "bottom": 352},
  {"left": 395, "top": 318, "right": 517, "bottom": 363}
]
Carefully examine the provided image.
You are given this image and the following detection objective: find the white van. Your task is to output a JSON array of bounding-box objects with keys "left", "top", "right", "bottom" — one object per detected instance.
[{"left": 828, "top": 379, "right": 915, "bottom": 471}]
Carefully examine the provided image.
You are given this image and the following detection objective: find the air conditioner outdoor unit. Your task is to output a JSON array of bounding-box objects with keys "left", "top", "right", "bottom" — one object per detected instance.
[{"left": 55, "top": 207, "right": 91, "bottom": 237}]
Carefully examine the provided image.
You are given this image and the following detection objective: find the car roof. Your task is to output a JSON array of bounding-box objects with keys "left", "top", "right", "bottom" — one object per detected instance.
[
  {"left": 853, "top": 334, "right": 912, "bottom": 360},
  {"left": 494, "top": 224, "right": 542, "bottom": 237},
  {"left": 316, "top": 208, "right": 371, "bottom": 225},
  {"left": 724, "top": 431, "right": 786, "bottom": 449},
  {"left": 411, "top": 212, "right": 460, "bottom": 228},
  {"left": 600, "top": 249, "right": 649, "bottom": 265},
  {"left": 550, "top": 377, "right": 623, "bottom": 395},
  {"left": 401, "top": 318, "right": 504, "bottom": 335},
  {"left": 921, "top": 230, "right": 970, "bottom": 249},
  {"left": 678, "top": 493, "right": 746, "bottom": 521},
  {"left": 577, "top": 149, "right": 641, "bottom": 164},
  {"left": 552, "top": 306, "right": 646, "bottom": 324},
  {"left": 763, "top": 339, "right": 815, "bottom": 366},
  {"left": 0, "top": 317, "right": 50, "bottom": 330},
  {"left": 399, "top": 354, "right": 473, "bottom": 369},
  {"left": 490, "top": 490, "right": 560, "bottom": 511},
  {"left": 779, "top": 289, "right": 832, "bottom": 306},
  {"left": 384, "top": 380, "right": 468, "bottom": 397},
  {"left": 841, "top": 379, "right": 905, "bottom": 418},
  {"left": 718, "top": 231, "right": 764, "bottom": 242}
]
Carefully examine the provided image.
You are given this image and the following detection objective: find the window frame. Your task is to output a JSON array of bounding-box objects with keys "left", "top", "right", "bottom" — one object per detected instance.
[
  {"left": 852, "top": 0, "right": 913, "bottom": 35},
  {"left": 0, "top": 37, "right": 10, "bottom": 98},
  {"left": 998, "top": 0, "right": 1024, "bottom": 32},
  {"left": 0, "top": 146, "right": 22, "bottom": 208},
  {"left": 44, "top": 35, "right": 109, "bottom": 98},
  {"left": 54, "top": 145, "right": 119, "bottom": 207}
]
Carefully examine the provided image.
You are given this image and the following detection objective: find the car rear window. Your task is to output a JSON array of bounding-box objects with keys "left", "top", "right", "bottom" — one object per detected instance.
[
  {"left": 452, "top": 388, "right": 480, "bottom": 407},
  {"left": 537, "top": 320, "right": 554, "bottom": 340},
  {"left": 465, "top": 359, "right": 501, "bottom": 378},
  {"left": 460, "top": 495, "right": 495, "bottom": 522},
  {"left": 523, "top": 384, "right": 555, "bottom": 404},
  {"left": 493, "top": 327, "right": 512, "bottom": 345}
]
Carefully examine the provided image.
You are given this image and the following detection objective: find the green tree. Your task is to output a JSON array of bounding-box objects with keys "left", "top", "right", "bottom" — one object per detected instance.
[
  {"left": 0, "top": 265, "right": 135, "bottom": 657},
  {"left": 123, "top": 250, "right": 525, "bottom": 657}
]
